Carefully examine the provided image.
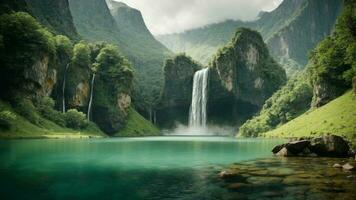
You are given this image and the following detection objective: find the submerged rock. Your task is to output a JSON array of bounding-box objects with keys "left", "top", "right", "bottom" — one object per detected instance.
[
  {"left": 333, "top": 163, "right": 342, "bottom": 168},
  {"left": 342, "top": 163, "right": 355, "bottom": 171}
]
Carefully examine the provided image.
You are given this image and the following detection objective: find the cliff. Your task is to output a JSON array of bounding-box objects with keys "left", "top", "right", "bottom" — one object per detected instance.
[
  {"left": 208, "top": 28, "right": 287, "bottom": 125},
  {"left": 157, "top": 55, "right": 201, "bottom": 127}
]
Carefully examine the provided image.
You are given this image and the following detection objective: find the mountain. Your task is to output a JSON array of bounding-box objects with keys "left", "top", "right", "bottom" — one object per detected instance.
[
  {"left": 0, "top": 0, "right": 79, "bottom": 39},
  {"left": 157, "top": 0, "right": 342, "bottom": 75},
  {"left": 68, "top": 0, "right": 172, "bottom": 110}
]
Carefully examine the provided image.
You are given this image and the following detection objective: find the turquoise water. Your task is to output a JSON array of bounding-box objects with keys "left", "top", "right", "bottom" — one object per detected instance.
[{"left": 0, "top": 137, "right": 285, "bottom": 199}]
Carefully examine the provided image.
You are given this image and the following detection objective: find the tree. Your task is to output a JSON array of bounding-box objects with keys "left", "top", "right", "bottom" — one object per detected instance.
[
  {"left": 55, "top": 35, "right": 73, "bottom": 58},
  {"left": 72, "top": 41, "right": 91, "bottom": 68}
]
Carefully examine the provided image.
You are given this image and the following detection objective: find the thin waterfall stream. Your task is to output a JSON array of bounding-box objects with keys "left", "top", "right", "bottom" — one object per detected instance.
[
  {"left": 62, "top": 63, "right": 70, "bottom": 113},
  {"left": 189, "top": 68, "right": 209, "bottom": 128},
  {"left": 87, "top": 73, "right": 96, "bottom": 121}
]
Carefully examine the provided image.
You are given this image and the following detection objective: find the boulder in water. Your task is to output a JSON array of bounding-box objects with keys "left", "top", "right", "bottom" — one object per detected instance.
[
  {"left": 272, "top": 135, "right": 350, "bottom": 158},
  {"left": 309, "top": 135, "right": 350, "bottom": 157}
]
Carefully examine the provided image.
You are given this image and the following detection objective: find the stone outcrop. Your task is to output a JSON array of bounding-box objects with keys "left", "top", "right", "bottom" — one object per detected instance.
[
  {"left": 208, "top": 28, "right": 287, "bottom": 126},
  {"left": 23, "top": 56, "right": 58, "bottom": 97},
  {"left": 273, "top": 135, "right": 351, "bottom": 158}
]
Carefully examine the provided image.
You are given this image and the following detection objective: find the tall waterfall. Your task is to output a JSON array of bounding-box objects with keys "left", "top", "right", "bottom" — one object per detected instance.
[
  {"left": 62, "top": 63, "right": 70, "bottom": 113},
  {"left": 189, "top": 68, "right": 209, "bottom": 127},
  {"left": 87, "top": 73, "right": 96, "bottom": 121}
]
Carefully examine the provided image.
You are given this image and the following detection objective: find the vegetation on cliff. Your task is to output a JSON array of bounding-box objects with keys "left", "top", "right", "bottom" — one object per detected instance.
[
  {"left": 239, "top": 73, "right": 313, "bottom": 137},
  {"left": 308, "top": 0, "right": 356, "bottom": 107},
  {"left": 0, "top": 11, "right": 158, "bottom": 138}
]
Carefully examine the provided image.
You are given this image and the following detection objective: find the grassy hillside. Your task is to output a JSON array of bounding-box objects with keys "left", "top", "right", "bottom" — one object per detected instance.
[
  {"left": 114, "top": 107, "right": 160, "bottom": 137},
  {"left": 263, "top": 91, "right": 356, "bottom": 140},
  {"left": 0, "top": 101, "right": 106, "bottom": 139}
]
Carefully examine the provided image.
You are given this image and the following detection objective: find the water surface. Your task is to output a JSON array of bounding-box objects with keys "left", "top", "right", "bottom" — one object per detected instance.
[{"left": 0, "top": 137, "right": 285, "bottom": 199}]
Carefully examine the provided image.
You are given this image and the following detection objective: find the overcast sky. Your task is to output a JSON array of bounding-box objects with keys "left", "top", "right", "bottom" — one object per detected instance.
[{"left": 116, "top": 0, "right": 283, "bottom": 35}]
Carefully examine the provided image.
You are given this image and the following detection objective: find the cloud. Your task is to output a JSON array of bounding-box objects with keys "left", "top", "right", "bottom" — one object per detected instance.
[{"left": 116, "top": 0, "right": 283, "bottom": 35}]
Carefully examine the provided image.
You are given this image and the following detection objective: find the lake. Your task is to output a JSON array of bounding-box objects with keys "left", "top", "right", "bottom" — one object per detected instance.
[{"left": 0, "top": 137, "right": 355, "bottom": 200}]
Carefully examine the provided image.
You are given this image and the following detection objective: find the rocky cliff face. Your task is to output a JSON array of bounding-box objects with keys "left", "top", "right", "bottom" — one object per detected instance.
[
  {"left": 266, "top": 0, "right": 342, "bottom": 67},
  {"left": 208, "top": 28, "right": 287, "bottom": 125},
  {"left": 157, "top": 55, "right": 201, "bottom": 127}
]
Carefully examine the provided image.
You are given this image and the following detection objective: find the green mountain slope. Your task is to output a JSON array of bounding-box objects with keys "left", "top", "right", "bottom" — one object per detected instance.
[
  {"left": 157, "top": 0, "right": 342, "bottom": 75},
  {"left": 263, "top": 91, "right": 356, "bottom": 140},
  {"left": 68, "top": 0, "right": 172, "bottom": 109},
  {"left": 0, "top": 0, "right": 79, "bottom": 39}
]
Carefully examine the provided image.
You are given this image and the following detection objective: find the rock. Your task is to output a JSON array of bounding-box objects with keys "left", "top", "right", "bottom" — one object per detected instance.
[
  {"left": 272, "top": 144, "right": 285, "bottom": 154},
  {"left": 219, "top": 171, "right": 238, "bottom": 179},
  {"left": 342, "top": 163, "right": 355, "bottom": 171},
  {"left": 285, "top": 140, "right": 310, "bottom": 154},
  {"left": 310, "top": 135, "right": 350, "bottom": 157},
  {"left": 276, "top": 147, "right": 293, "bottom": 157},
  {"left": 333, "top": 163, "right": 342, "bottom": 168}
]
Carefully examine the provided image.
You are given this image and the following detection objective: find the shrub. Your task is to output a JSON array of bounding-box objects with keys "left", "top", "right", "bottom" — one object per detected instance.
[
  {"left": 64, "top": 109, "right": 88, "bottom": 129},
  {"left": 13, "top": 98, "right": 41, "bottom": 125},
  {"left": 35, "top": 97, "right": 65, "bottom": 126},
  {"left": 0, "top": 110, "right": 16, "bottom": 129}
]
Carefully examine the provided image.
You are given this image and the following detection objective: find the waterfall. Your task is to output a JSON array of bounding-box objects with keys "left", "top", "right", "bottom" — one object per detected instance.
[
  {"left": 62, "top": 63, "right": 70, "bottom": 113},
  {"left": 87, "top": 73, "right": 96, "bottom": 121},
  {"left": 189, "top": 68, "right": 209, "bottom": 127}
]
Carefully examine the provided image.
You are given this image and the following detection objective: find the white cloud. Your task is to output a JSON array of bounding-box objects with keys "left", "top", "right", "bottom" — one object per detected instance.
[{"left": 116, "top": 0, "right": 283, "bottom": 35}]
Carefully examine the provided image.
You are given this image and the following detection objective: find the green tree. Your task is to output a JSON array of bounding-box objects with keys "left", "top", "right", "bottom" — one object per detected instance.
[
  {"left": 64, "top": 109, "right": 88, "bottom": 129},
  {"left": 55, "top": 35, "right": 73, "bottom": 58},
  {"left": 72, "top": 41, "right": 91, "bottom": 68}
]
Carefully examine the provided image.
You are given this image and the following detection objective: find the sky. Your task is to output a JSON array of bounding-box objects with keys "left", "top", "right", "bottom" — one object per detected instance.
[{"left": 116, "top": 0, "right": 283, "bottom": 35}]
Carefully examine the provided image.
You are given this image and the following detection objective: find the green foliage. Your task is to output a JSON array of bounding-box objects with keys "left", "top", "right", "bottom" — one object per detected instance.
[
  {"left": 353, "top": 76, "right": 356, "bottom": 93},
  {"left": 239, "top": 74, "right": 313, "bottom": 137},
  {"left": 0, "top": 12, "right": 55, "bottom": 93},
  {"left": 55, "top": 35, "right": 73, "bottom": 57},
  {"left": 34, "top": 97, "right": 65, "bottom": 127},
  {"left": 13, "top": 98, "right": 41, "bottom": 125},
  {"left": 95, "top": 44, "right": 134, "bottom": 93},
  {"left": 72, "top": 41, "right": 91, "bottom": 68},
  {"left": 64, "top": 109, "right": 88, "bottom": 130}
]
